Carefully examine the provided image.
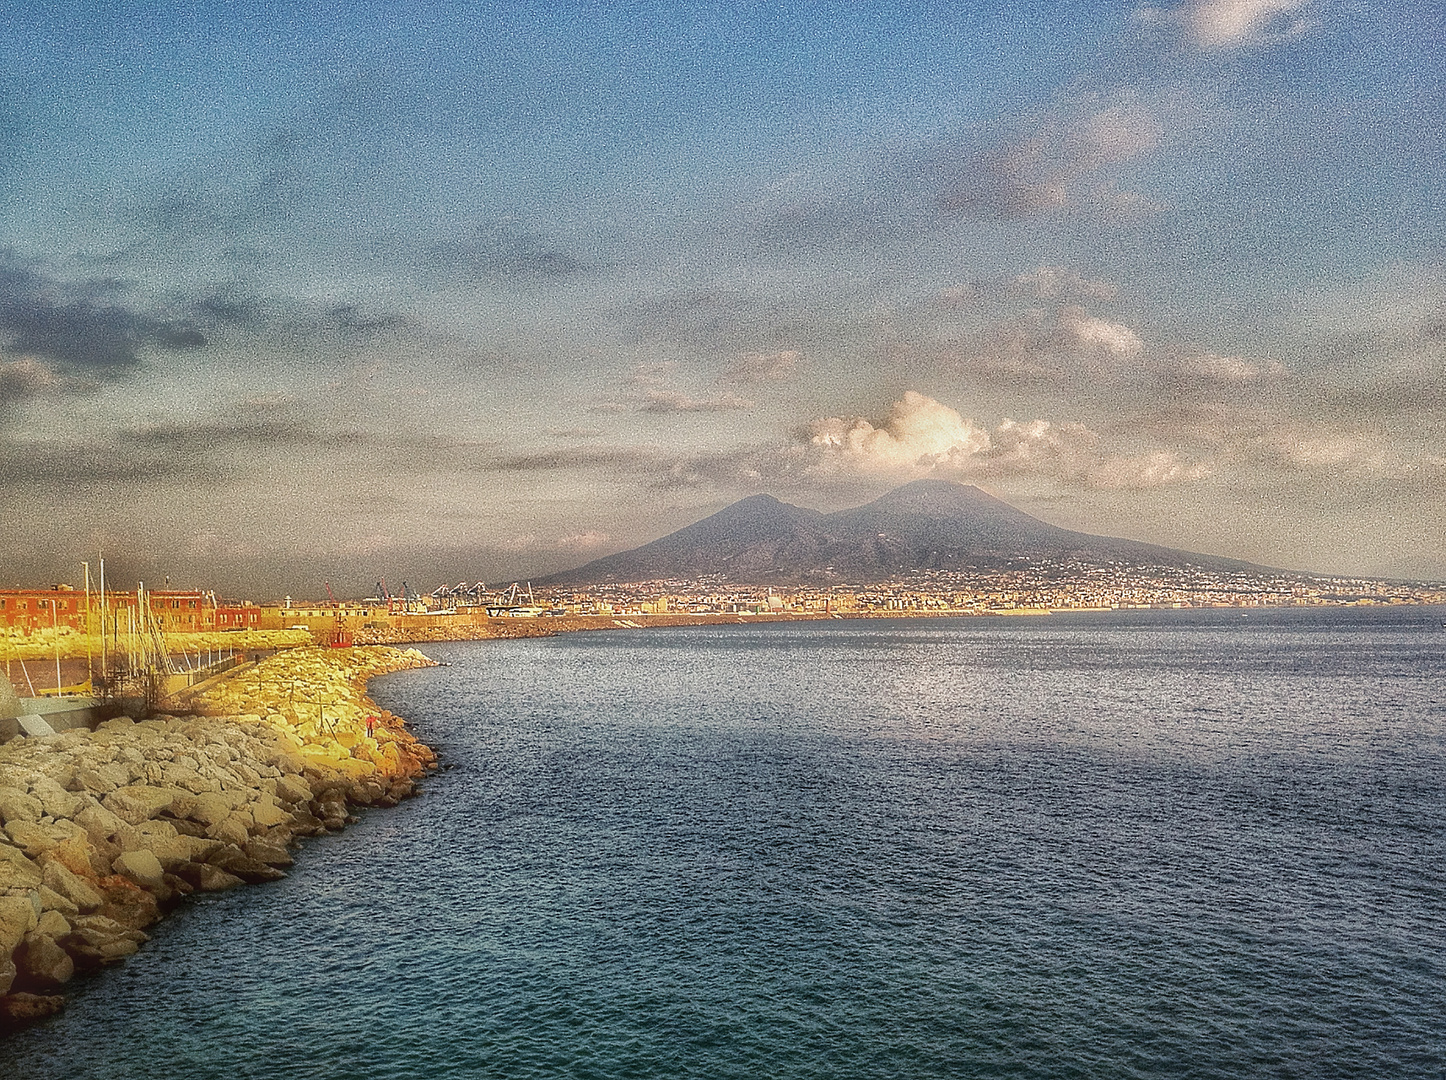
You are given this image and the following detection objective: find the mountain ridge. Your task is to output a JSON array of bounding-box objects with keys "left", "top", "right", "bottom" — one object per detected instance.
[{"left": 538, "top": 479, "right": 1264, "bottom": 585}]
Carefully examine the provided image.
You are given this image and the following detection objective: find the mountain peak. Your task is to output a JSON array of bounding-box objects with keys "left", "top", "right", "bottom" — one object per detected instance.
[{"left": 538, "top": 481, "right": 1247, "bottom": 584}]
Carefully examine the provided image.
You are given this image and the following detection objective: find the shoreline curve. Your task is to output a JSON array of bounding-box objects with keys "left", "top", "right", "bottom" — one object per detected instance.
[{"left": 0, "top": 645, "right": 437, "bottom": 1033}]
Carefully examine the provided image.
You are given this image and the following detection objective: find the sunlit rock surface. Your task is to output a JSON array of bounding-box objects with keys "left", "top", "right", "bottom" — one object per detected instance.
[{"left": 0, "top": 645, "right": 436, "bottom": 1031}]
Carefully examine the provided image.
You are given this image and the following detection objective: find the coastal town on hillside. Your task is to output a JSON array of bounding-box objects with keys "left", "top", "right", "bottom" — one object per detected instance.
[{"left": 4, "top": 560, "right": 1443, "bottom": 650}]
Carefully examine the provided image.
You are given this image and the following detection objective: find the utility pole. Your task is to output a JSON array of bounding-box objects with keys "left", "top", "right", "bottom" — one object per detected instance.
[
  {"left": 82, "top": 561, "right": 92, "bottom": 690},
  {"left": 52, "top": 596, "right": 61, "bottom": 695},
  {"left": 99, "top": 556, "right": 108, "bottom": 687}
]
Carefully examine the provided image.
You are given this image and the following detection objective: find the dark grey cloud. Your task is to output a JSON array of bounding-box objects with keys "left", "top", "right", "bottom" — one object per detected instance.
[
  {"left": 128, "top": 418, "right": 361, "bottom": 456},
  {"left": 0, "top": 412, "right": 368, "bottom": 490},
  {"left": 0, "top": 251, "right": 207, "bottom": 376},
  {"left": 495, "top": 445, "right": 664, "bottom": 472},
  {"left": 415, "top": 221, "right": 589, "bottom": 284},
  {"left": 0, "top": 435, "right": 223, "bottom": 488},
  {"left": 180, "top": 285, "right": 419, "bottom": 358},
  {"left": 636, "top": 389, "right": 754, "bottom": 414},
  {"left": 615, "top": 288, "right": 815, "bottom": 353}
]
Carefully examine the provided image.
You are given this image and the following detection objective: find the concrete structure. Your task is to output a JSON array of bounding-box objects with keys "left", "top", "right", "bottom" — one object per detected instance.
[{"left": 0, "top": 683, "right": 102, "bottom": 743}]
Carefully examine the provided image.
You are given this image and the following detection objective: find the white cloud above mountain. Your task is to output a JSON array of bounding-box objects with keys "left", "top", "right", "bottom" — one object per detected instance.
[{"left": 801, "top": 392, "right": 1208, "bottom": 490}]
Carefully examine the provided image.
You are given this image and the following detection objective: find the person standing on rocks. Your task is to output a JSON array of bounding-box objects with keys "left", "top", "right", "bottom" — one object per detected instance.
[{"left": 366, "top": 716, "right": 376, "bottom": 739}]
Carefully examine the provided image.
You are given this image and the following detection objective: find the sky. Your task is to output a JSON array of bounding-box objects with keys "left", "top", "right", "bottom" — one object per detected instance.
[{"left": 1, "top": 0, "right": 1442, "bottom": 596}]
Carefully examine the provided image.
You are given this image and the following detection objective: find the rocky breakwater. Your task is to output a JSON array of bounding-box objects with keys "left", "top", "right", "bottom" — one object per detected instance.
[{"left": 0, "top": 645, "right": 436, "bottom": 1032}]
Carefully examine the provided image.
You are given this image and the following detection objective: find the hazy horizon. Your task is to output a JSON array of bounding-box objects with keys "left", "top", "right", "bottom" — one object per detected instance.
[{"left": 3, "top": 3, "right": 1442, "bottom": 595}]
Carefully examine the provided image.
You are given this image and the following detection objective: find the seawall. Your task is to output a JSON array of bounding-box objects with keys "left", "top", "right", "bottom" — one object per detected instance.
[{"left": 0, "top": 645, "right": 436, "bottom": 1032}]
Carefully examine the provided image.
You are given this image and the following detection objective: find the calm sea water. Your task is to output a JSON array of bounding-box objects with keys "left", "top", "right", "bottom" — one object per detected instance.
[{"left": 4, "top": 607, "right": 1445, "bottom": 1079}]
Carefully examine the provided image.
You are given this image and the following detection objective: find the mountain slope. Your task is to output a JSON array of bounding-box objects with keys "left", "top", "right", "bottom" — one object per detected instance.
[{"left": 539, "top": 479, "right": 1256, "bottom": 584}]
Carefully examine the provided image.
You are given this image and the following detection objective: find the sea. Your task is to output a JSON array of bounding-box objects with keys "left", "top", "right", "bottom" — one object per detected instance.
[{"left": 3, "top": 606, "right": 1444, "bottom": 1079}]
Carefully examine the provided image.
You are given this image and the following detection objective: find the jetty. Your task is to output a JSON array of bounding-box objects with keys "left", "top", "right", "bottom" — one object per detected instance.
[{"left": 0, "top": 645, "right": 436, "bottom": 1031}]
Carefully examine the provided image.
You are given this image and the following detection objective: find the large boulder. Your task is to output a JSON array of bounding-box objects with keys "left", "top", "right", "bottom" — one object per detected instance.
[
  {"left": 273, "top": 775, "right": 312, "bottom": 805},
  {"left": 44, "top": 834, "right": 101, "bottom": 880},
  {"left": 39, "top": 859, "right": 104, "bottom": 914},
  {"left": 172, "top": 862, "right": 244, "bottom": 892},
  {"left": 34, "top": 910, "right": 69, "bottom": 939},
  {"left": 36, "top": 885, "right": 78, "bottom": 919},
  {"left": 112, "top": 850, "right": 165, "bottom": 892},
  {"left": 59, "top": 915, "right": 147, "bottom": 968},
  {"left": 0, "top": 992, "right": 67, "bottom": 1031},
  {"left": 28, "top": 778, "right": 83, "bottom": 820},
  {"left": 0, "top": 845, "right": 43, "bottom": 890},
  {"left": 207, "top": 814, "right": 251, "bottom": 848},
  {"left": 0, "top": 787, "right": 42, "bottom": 826},
  {"left": 74, "top": 802, "right": 125, "bottom": 847},
  {"left": 176, "top": 835, "right": 223, "bottom": 863},
  {"left": 205, "top": 844, "right": 286, "bottom": 884},
  {"left": 0, "top": 679, "right": 18, "bottom": 721},
  {"left": 134, "top": 835, "right": 198, "bottom": 872},
  {"left": 114, "top": 820, "right": 179, "bottom": 855},
  {"left": 102, "top": 785, "right": 182, "bottom": 826},
  {"left": 250, "top": 799, "right": 293, "bottom": 829},
  {"left": 94, "top": 877, "right": 161, "bottom": 931},
  {"left": 4, "top": 820, "right": 67, "bottom": 858},
  {"left": 0, "top": 894, "right": 40, "bottom": 953},
  {"left": 74, "top": 763, "right": 131, "bottom": 795},
  {"left": 188, "top": 792, "right": 233, "bottom": 827},
  {"left": 15, "top": 932, "right": 74, "bottom": 991},
  {"left": 242, "top": 837, "right": 293, "bottom": 869}
]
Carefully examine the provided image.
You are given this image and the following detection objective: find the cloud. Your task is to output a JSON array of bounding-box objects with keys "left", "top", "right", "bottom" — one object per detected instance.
[
  {"left": 938, "top": 267, "right": 1121, "bottom": 309},
  {"left": 801, "top": 392, "right": 1208, "bottom": 490},
  {"left": 1008, "top": 267, "right": 1121, "bottom": 303},
  {"left": 495, "top": 445, "right": 665, "bottom": 472},
  {"left": 1058, "top": 307, "right": 1145, "bottom": 356},
  {"left": 806, "top": 391, "right": 992, "bottom": 476},
  {"left": 937, "top": 305, "right": 1156, "bottom": 390},
  {"left": 739, "top": 198, "right": 898, "bottom": 254},
  {"left": 493, "top": 530, "right": 620, "bottom": 558},
  {"left": 593, "top": 361, "right": 756, "bottom": 414},
  {"left": 616, "top": 289, "right": 800, "bottom": 352},
  {"left": 0, "top": 434, "right": 223, "bottom": 487},
  {"left": 124, "top": 417, "right": 360, "bottom": 456},
  {"left": 1161, "top": 350, "right": 1286, "bottom": 387},
  {"left": 1138, "top": 0, "right": 1315, "bottom": 48},
  {"left": 0, "top": 412, "right": 395, "bottom": 492},
  {"left": 921, "top": 104, "right": 1164, "bottom": 223},
  {"left": 555, "top": 531, "right": 612, "bottom": 553},
  {"left": 0, "top": 357, "right": 58, "bottom": 403},
  {"left": 0, "top": 251, "right": 207, "bottom": 376},
  {"left": 415, "top": 221, "right": 588, "bottom": 284},
  {"left": 1084, "top": 450, "right": 1212, "bottom": 488},
  {"left": 639, "top": 389, "right": 755, "bottom": 414},
  {"left": 189, "top": 286, "right": 413, "bottom": 339},
  {"left": 722, "top": 349, "right": 801, "bottom": 383}
]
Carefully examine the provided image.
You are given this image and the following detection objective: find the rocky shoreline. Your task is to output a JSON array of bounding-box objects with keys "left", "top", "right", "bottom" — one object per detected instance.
[{"left": 0, "top": 645, "right": 437, "bottom": 1032}]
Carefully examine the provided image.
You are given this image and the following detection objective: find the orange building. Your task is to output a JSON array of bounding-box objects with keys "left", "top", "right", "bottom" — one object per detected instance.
[
  {"left": 0, "top": 586, "right": 245, "bottom": 634},
  {"left": 0, "top": 586, "right": 88, "bottom": 633}
]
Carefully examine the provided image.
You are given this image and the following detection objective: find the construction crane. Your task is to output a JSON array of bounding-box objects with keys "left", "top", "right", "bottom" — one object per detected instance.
[{"left": 321, "top": 581, "right": 351, "bottom": 648}]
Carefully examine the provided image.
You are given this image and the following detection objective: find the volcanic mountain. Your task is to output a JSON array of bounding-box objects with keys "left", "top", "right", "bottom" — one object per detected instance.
[{"left": 539, "top": 479, "right": 1258, "bottom": 584}]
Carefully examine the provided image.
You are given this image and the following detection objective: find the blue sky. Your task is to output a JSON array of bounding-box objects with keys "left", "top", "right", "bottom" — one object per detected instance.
[{"left": 1, "top": 1, "right": 1442, "bottom": 592}]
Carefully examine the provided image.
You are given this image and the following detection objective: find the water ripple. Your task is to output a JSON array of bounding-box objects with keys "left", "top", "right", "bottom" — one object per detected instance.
[{"left": 3, "top": 608, "right": 1444, "bottom": 1079}]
